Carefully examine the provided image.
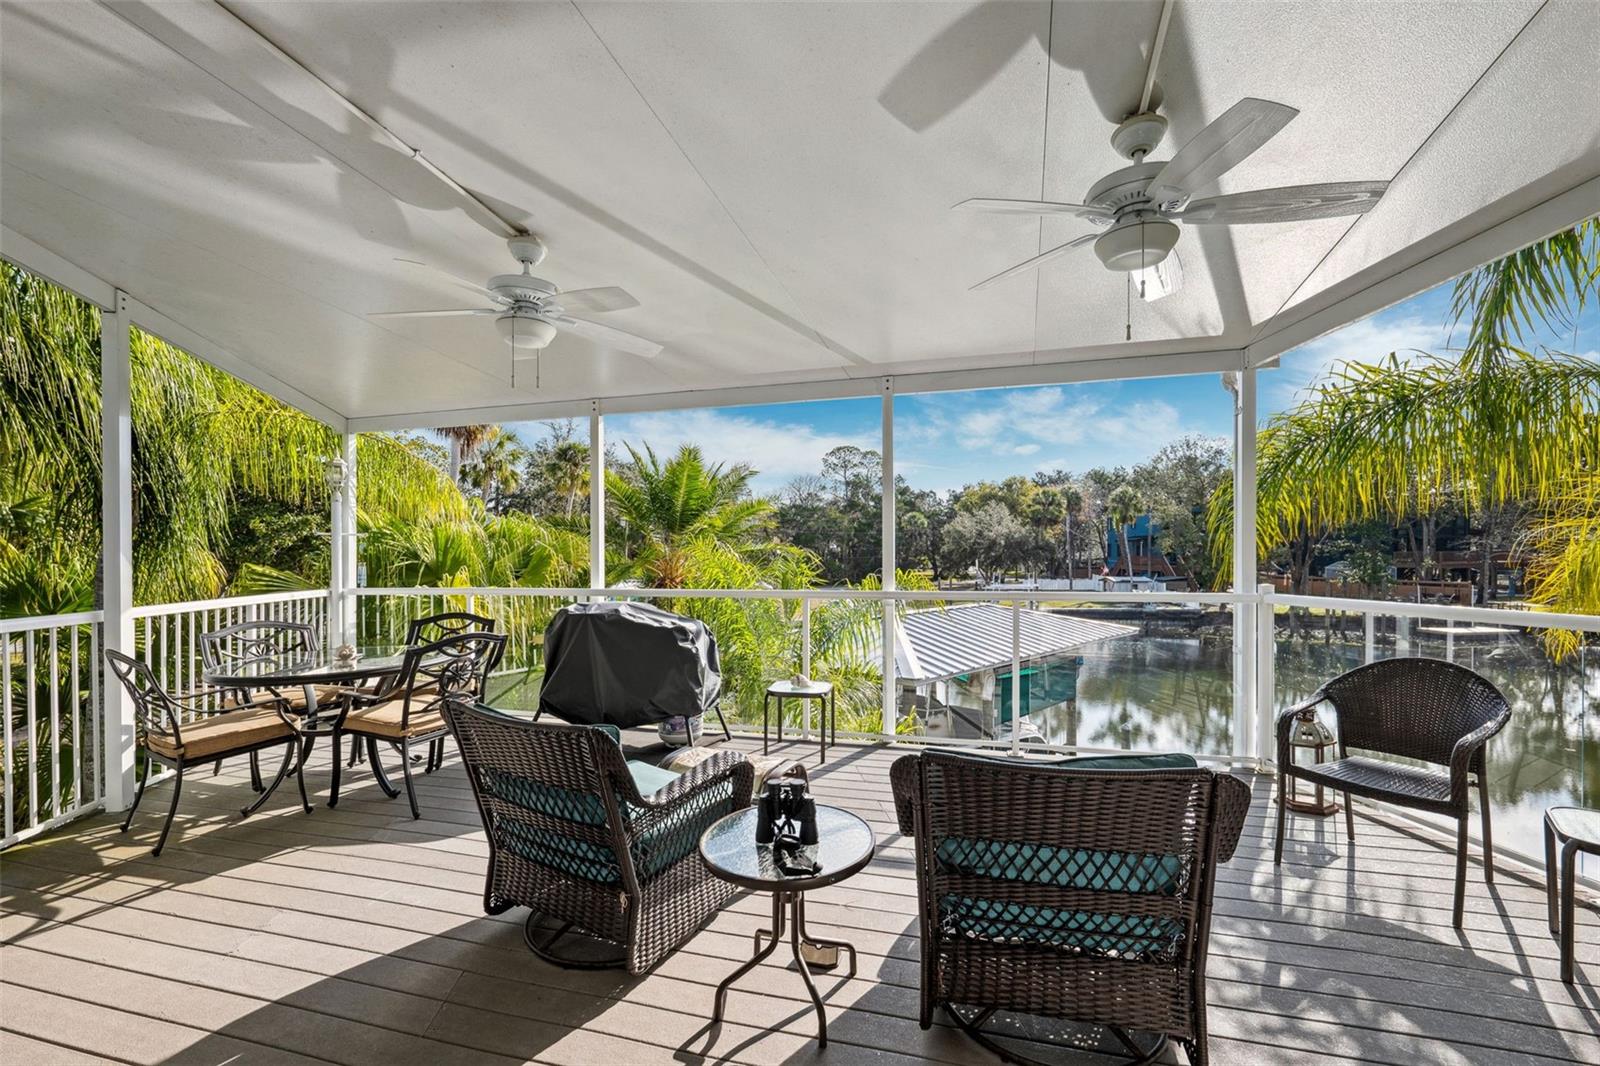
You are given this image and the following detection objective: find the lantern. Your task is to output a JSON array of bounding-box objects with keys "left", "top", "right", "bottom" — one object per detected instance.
[{"left": 1287, "top": 711, "right": 1340, "bottom": 816}]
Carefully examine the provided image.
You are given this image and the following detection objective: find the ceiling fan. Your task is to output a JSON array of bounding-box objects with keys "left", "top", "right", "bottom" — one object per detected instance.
[
  {"left": 371, "top": 235, "right": 663, "bottom": 359},
  {"left": 955, "top": 2, "right": 1388, "bottom": 302}
]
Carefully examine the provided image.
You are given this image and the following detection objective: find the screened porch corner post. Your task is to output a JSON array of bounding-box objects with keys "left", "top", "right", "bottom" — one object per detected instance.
[
  {"left": 1229, "top": 368, "right": 1262, "bottom": 767},
  {"left": 99, "top": 291, "right": 136, "bottom": 812},
  {"left": 880, "top": 377, "right": 896, "bottom": 737}
]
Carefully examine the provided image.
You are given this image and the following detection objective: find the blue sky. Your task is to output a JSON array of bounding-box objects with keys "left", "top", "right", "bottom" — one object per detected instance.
[{"left": 506, "top": 275, "right": 1597, "bottom": 498}]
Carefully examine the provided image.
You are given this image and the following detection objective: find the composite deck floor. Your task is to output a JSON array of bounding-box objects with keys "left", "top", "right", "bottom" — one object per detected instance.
[{"left": 2, "top": 736, "right": 1597, "bottom": 1066}]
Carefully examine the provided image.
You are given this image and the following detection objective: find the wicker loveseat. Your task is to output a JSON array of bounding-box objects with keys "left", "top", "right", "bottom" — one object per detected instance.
[
  {"left": 1274, "top": 656, "right": 1512, "bottom": 929},
  {"left": 891, "top": 750, "right": 1250, "bottom": 1066},
  {"left": 443, "top": 700, "right": 755, "bottom": 974}
]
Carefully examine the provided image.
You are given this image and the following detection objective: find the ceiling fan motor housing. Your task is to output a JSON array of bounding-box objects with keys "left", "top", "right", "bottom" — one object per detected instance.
[{"left": 1094, "top": 217, "right": 1180, "bottom": 272}]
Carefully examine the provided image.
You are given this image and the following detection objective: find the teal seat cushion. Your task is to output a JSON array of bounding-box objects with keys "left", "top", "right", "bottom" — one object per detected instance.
[
  {"left": 627, "top": 759, "right": 680, "bottom": 798},
  {"left": 931, "top": 750, "right": 1196, "bottom": 957}
]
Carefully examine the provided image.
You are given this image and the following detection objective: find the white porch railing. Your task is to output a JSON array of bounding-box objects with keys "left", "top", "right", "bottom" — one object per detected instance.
[
  {"left": 2, "top": 590, "right": 329, "bottom": 848},
  {"left": 1, "top": 610, "right": 104, "bottom": 848}
]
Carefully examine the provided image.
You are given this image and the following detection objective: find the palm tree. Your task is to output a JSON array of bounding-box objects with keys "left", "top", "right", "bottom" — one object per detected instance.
[
  {"left": 1207, "top": 220, "right": 1598, "bottom": 654},
  {"left": 2, "top": 262, "right": 466, "bottom": 611},
  {"left": 1025, "top": 487, "right": 1065, "bottom": 576},
  {"left": 438, "top": 424, "right": 492, "bottom": 486},
  {"left": 1107, "top": 484, "right": 1143, "bottom": 579},
  {"left": 461, "top": 427, "right": 527, "bottom": 512},
  {"left": 544, "top": 439, "right": 590, "bottom": 519},
  {"left": 1061, "top": 483, "right": 1084, "bottom": 579}
]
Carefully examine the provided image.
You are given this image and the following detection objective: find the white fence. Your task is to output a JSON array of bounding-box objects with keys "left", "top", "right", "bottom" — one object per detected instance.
[{"left": 5, "top": 584, "right": 1596, "bottom": 861}]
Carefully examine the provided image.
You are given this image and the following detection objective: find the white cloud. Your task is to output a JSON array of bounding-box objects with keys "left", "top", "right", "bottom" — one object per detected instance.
[
  {"left": 608, "top": 409, "right": 875, "bottom": 492},
  {"left": 1273, "top": 311, "right": 1452, "bottom": 405}
]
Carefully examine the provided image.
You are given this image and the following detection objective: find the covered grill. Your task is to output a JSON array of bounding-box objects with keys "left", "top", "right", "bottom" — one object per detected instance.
[{"left": 537, "top": 601, "right": 729, "bottom": 739}]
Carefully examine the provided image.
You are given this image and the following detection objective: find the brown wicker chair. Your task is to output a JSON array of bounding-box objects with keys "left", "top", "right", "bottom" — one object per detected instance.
[
  {"left": 891, "top": 750, "right": 1250, "bottom": 1066},
  {"left": 338, "top": 631, "right": 506, "bottom": 817},
  {"left": 1274, "top": 656, "right": 1511, "bottom": 928},
  {"left": 105, "top": 649, "right": 309, "bottom": 856},
  {"left": 442, "top": 700, "right": 755, "bottom": 974}
]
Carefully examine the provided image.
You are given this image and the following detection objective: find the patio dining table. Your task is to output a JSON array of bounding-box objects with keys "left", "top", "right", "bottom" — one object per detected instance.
[{"left": 202, "top": 643, "right": 432, "bottom": 808}]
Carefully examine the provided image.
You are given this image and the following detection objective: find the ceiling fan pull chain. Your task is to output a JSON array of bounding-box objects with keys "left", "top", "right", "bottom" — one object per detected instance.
[{"left": 1126, "top": 273, "right": 1132, "bottom": 342}]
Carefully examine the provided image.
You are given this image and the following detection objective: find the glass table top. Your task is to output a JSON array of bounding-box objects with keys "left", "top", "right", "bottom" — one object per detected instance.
[
  {"left": 201, "top": 644, "right": 417, "bottom": 685},
  {"left": 699, "top": 804, "right": 874, "bottom": 892}
]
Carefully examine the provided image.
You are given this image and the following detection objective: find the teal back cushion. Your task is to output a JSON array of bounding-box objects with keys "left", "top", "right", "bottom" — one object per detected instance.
[
  {"left": 469, "top": 708, "right": 703, "bottom": 884},
  {"left": 932, "top": 751, "right": 1197, "bottom": 957}
]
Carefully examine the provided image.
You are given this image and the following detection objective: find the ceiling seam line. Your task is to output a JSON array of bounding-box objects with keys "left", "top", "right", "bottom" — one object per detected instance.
[
  {"left": 1029, "top": 0, "right": 1057, "bottom": 362},
  {"left": 0, "top": 154, "right": 509, "bottom": 395},
  {"left": 82, "top": 1, "right": 538, "bottom": 391},
  {"left": 209, "top": 0, "right": 521, "bottom": 238},
  {"left": 566, "top": 0, "right": 869, "bottom": 368},
  {"left": 1243, "top": 0, "right": 1553, "bottom": 348}
]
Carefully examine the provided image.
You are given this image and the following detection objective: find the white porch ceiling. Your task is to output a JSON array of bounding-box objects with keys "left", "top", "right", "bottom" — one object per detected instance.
[{"left": 2, "top": 1, "right": 1596, "bottom": 427}]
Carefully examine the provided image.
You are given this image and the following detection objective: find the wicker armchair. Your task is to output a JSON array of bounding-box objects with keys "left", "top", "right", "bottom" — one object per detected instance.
[
  {"left": 339, "top": 632, "right": 506, "bottom": 817},
  {"left": 890, "top": 750, "right": 1250, "bottom": 1066},
  {"left": 442, "top": 700, "right": 755, "bottom": 974},
  {"left": 105, "top": 649, "right": 309, "bottom": 856},
  {"left": 1273, "top": 656, "right": 1511, "bottom": 928}
]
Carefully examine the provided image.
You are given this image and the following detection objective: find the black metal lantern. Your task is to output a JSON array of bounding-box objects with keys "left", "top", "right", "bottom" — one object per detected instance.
[{"left": 1287, "top": 710, "right": 1340, "bottom": 815}]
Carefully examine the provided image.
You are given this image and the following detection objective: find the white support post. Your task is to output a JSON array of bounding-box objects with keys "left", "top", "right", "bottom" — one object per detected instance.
[
  {"left": 589, "top": 403, "right": 605, "bottom": 592},
  {"left": 880, "top": 378, "right": 897, "bottom": 737},
  {"left": 801, "top": 598, "right": 813, "bottom": 740},
  {"left": 100, "top": 292, "right": 136, "bottom": 812},
  {"left": 1228, "top": 370, "right": 1260, "bottom": 766},
  {"left": 1256, "top": 583, "right": 1276, "bottom": 768},
  {"left": 1364, "top": 612, "right": 1376, "bottom": 663},
  {"left": 335, "top": 432, "right": 357, "bottom": 647},
  {"left": 328, "top": 450, "right": 344, "bottom": 652}
]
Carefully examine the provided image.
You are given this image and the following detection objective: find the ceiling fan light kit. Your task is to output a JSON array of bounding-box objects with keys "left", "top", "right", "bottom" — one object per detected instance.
[{"left": 1094, "top": 216, "right": 1179, "bottom": 272}]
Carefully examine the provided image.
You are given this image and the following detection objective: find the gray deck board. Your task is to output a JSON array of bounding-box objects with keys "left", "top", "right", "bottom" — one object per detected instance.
[{"left": 3, "top": 736, "right": 1596, "bottom": 1065}]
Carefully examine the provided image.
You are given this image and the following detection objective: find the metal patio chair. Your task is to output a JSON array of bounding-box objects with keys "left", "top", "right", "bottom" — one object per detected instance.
[
  {"left": 1274, "top": 656, "right": 1512, "bottom": 928},
  {"left": 338, "top": 631, "right": 506, "bottom": 818},
  {"left": 105, "top": 649, "right": 309, "bottom": 856}
]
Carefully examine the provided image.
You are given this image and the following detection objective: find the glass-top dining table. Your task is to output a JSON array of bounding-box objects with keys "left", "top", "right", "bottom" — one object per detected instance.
[{"left": 202, "top": 644, "right": 432, "bottom": 808}]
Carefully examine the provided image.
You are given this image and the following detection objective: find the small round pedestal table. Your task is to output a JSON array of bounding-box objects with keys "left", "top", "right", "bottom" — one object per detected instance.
[{"left": 699, "top": 804, "right": 874, "bottom": 1048}]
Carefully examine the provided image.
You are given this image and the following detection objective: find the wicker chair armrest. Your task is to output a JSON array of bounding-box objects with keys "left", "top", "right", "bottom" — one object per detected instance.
[
  {"left": 1275, "top": 692, "right": 1327, "bottom": 766},
  {"left": 1213, "top": 773, "right": 1253, "bottom": 863},
  {"left": 1448, "top": 709, "right": 1510, "bottom": 805},
  {"left": 628, "top": 749, "right": 755, "bottom": 812},
  {"left": 889, "top": 754, "right": 921, "bottom": 835}
]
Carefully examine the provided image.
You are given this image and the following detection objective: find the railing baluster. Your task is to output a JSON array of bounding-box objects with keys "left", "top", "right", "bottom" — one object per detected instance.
[
  {"left": 3, "top": 632, "right": 13, "bottom": 838},
  {"left": 25, "top": 630, "right": 38, "bottom": 831},
  {"left": 70, "top": 626, "right": 81, "bottom": 810},
  {"left": 90, "top": 622, "right": 101, "bottom": 805},
  {"left": 48, "top": 627, "right": 60, "bottom": 819}
]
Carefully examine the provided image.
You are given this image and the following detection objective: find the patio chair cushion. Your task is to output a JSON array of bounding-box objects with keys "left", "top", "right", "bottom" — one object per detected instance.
[
  {"left": 283, "top": 684, "right": 348, "bottom": 711},
  {"left": 929, "top": 751, "right": 1196, "bottom": 956},
  {"left": 145, "top": 706, "right": 294, "bottom": 760},
  {"left": 342, "top": 698, "right": 447, "bottom": 739},
  {"left": 474, "top": 722, "right": 700, "bottom": 884}
]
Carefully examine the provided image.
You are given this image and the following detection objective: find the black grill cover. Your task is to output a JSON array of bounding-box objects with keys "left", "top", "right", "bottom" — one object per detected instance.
[{"left": 537, "top": 602, "right": 722, "bottom": 728}]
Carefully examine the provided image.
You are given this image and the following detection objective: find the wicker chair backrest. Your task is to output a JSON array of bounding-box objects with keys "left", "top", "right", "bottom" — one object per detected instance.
[
  {"left": 404, "top": 611, "right": 495, "bottom": 646},
  {"left": 912, "top": 751, "right": 1247, "bottom": 965},
  {"left": 444, "top": 702, "right": 641, "bottom": 887},
  {"left": 1322, "top": 657, "right": 1511, "bottom": 766}
]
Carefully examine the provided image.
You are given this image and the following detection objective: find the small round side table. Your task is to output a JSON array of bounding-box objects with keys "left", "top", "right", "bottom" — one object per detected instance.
[
  {"left": 762, "top": 680, "right": 836, "bottom": 763},
  {"left": 1543, "top": 806, "right": 1600, "bottom": 984},
  {"left": 699, "top": 804, "right": 874, "bottom": 1048}
]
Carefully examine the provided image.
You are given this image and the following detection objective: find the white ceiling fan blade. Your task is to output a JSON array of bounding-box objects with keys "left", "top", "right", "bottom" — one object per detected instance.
[
  {"left": 549, "top": 286, "right": 640, "bottom": 314},
  {"left": 954, "top": 198, "right": 1113, "bottom": 223},
  {"left": 1174, "top": 181, "right": 1389, "bottom": 224},
  {"left": 368, "top": 308, "right": 498, "bottom": 318},
  {"left": 551, "top": 314, "right": 663, "bottom": 358},
  {"left": 1132, "top": 252, "right": 1182, "bottom": 302},
  {"left": 393, "top": 257, "right": 506, "bottom": 303},
  {"left": 970, "top": 232, "right": 1098, "bottom": 292},
  {"left": 1147, "top": 98, "right": 1299, "bottom": 206}
]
